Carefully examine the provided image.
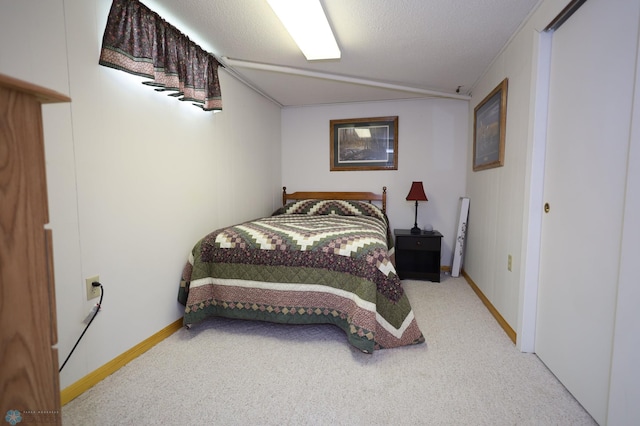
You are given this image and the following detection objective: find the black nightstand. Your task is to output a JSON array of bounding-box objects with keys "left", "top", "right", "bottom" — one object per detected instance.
[{"left": 394, "top": 229, "right": 443, "bottom": 282}]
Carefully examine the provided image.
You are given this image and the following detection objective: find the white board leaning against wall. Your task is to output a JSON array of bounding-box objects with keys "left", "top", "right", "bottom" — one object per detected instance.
[{"left": 452, "top": 197, "right": 469, "bottom": 277}]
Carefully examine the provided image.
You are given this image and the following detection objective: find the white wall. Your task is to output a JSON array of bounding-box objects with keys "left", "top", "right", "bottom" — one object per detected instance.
[
  {"left": 464, "top": 0, "right": 574, "bottom": 334},
  {"left": 281, "top": 99, "right": 469, "bottom": 266},
  {"left": 467, "top": 0, "right": 640, "bottom": 423},
  {"left": 0, "top": 0, "right": 281, "bottom": 389}
]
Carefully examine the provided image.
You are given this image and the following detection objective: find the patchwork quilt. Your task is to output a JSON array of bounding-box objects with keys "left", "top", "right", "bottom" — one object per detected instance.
[{"left": 178, "top": 199, "right": 425, "bottom": 353}]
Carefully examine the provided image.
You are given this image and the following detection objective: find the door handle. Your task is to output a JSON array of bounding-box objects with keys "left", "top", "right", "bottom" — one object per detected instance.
[{"left": 544, "top": 202, "right": 550, "bottom": 213}]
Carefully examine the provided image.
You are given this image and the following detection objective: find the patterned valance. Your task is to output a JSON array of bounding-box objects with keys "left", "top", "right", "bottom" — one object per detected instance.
[{"left": 99, "top": 0, "right": 222, "bottom": 111}]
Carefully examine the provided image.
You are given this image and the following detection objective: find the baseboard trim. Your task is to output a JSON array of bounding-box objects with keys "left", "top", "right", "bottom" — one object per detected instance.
[
  {"left": 461, "top": 270, "right": 517, "bottom": 344},
  {"left": 60, "top": 318, "right": 183, "bottom": 405}
]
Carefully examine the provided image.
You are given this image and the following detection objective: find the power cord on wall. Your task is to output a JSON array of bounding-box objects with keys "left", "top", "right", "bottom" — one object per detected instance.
[{"left": 59, "top": 282, "right": 103, "bottom": 373}]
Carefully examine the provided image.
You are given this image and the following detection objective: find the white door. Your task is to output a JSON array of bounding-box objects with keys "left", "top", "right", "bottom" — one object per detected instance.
[{"left": 535, "top": 0, "right": 637, "bottom": 424}]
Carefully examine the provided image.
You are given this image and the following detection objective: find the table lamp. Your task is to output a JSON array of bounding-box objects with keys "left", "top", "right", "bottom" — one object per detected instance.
[{"left": 406, "top": 181, "right": 428, "bottom": 234}]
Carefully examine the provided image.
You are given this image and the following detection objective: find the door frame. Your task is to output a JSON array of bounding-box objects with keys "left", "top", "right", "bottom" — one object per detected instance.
[{"left": 518, "top": 30, "right": 552, "bottom": 352}]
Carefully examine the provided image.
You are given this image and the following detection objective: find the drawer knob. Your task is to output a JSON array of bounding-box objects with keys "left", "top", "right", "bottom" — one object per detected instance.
[{"left": 416, "top": 241, "right": 422, "bottom": 246}]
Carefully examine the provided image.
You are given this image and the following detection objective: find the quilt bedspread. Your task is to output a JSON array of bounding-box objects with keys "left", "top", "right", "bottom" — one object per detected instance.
[{"left": 178, "top": 200, "right": 425, "bottom": 353}]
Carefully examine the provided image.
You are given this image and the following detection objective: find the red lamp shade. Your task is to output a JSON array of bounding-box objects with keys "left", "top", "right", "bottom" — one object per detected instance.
[{"left": 406, "top": 181, "right": 428, "bottom": 201}]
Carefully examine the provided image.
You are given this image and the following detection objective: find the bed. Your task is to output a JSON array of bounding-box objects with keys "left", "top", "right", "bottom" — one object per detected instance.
[{"left": 178, "top": 187, "right": 425, "bottom": 353}]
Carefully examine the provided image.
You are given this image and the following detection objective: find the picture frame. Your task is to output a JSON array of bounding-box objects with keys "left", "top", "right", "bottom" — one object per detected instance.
[
  {"left": 473, "top": 78, "right": 508, "bottom": 171},
  {"left": 330, "top": 116, "right": 398, "bottom": 171}
]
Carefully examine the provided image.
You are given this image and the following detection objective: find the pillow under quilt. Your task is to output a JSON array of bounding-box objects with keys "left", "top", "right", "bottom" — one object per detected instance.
[{"left": 273, "top": 199, "right": 386, "bottom": 222}]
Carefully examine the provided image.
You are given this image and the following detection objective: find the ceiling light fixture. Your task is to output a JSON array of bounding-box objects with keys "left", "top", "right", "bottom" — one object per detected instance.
[{"left": 266, "top": 0, "right": 341, "bottom": 61}]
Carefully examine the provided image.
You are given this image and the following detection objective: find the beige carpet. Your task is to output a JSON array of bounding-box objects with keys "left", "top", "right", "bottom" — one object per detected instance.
[{"left": 62, "top": 275, "right": 596, "bottom": 425}]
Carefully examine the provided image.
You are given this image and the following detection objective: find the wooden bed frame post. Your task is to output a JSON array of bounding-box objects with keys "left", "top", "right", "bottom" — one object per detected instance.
[{"left": 382, "top": 186, "right": 387, "bottom": 213}]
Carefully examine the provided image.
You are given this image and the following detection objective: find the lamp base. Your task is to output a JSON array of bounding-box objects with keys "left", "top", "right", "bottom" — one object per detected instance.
[{"left": 410, "top": 226, "right": 421, "bottom": 235}]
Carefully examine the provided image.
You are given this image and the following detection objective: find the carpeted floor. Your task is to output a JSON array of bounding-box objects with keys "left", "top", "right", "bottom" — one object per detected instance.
[{"left": 62, "top": 275, "right": 596, "bottom": 425}]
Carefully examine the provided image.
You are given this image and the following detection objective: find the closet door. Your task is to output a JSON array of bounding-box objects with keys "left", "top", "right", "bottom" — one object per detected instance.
[{"left": 535, "top": 0, "right": 638, "bottom": 424}]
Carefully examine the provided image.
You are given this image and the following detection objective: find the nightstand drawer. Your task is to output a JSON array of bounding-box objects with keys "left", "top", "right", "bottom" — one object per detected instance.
[{"left": 396, "top": 235, "right": 440, "bottom": 251}]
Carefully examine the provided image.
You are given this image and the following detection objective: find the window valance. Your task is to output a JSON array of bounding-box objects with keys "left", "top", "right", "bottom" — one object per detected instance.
[{"left": 99, "top": 0, "right": 222, "bottom": 111}]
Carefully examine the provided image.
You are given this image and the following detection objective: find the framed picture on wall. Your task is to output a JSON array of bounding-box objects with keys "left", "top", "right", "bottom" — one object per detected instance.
[
  {"left": 473, "top": 78, "right": 508, "bottom": 171},
  {"left": 330, "top": 116, "right": 398, "bottom": 171}
]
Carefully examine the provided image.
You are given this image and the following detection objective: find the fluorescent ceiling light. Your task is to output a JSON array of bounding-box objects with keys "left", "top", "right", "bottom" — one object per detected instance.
[{"left": 267, "top": 0, "right": 341, "bottom": 61}]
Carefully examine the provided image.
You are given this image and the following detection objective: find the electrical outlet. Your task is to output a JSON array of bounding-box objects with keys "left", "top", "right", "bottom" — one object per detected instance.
[
  {"left": 508, "top": 255, "right": 512, "bottom": 272},
  {"left": 85, "top": 275, "right": 100, "bottom": 300}
]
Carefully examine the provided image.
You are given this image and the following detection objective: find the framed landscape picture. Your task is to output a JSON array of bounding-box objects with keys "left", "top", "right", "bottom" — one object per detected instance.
[
  {"left": 473, "top": 78, "right": 508, "bottom": 171},
  {"left": 330, "top": 116, "right": 398, "bottom": 171}
]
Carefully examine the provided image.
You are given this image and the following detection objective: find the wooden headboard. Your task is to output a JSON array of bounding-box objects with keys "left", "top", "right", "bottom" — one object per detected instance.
[{"left": 282, "top": 186, "right": 387, "bottom": 213}]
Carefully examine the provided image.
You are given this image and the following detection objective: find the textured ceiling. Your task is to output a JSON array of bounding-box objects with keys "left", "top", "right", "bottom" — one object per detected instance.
[{"left": 147, "top": 0, "right": 541, "bottom": 106}]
